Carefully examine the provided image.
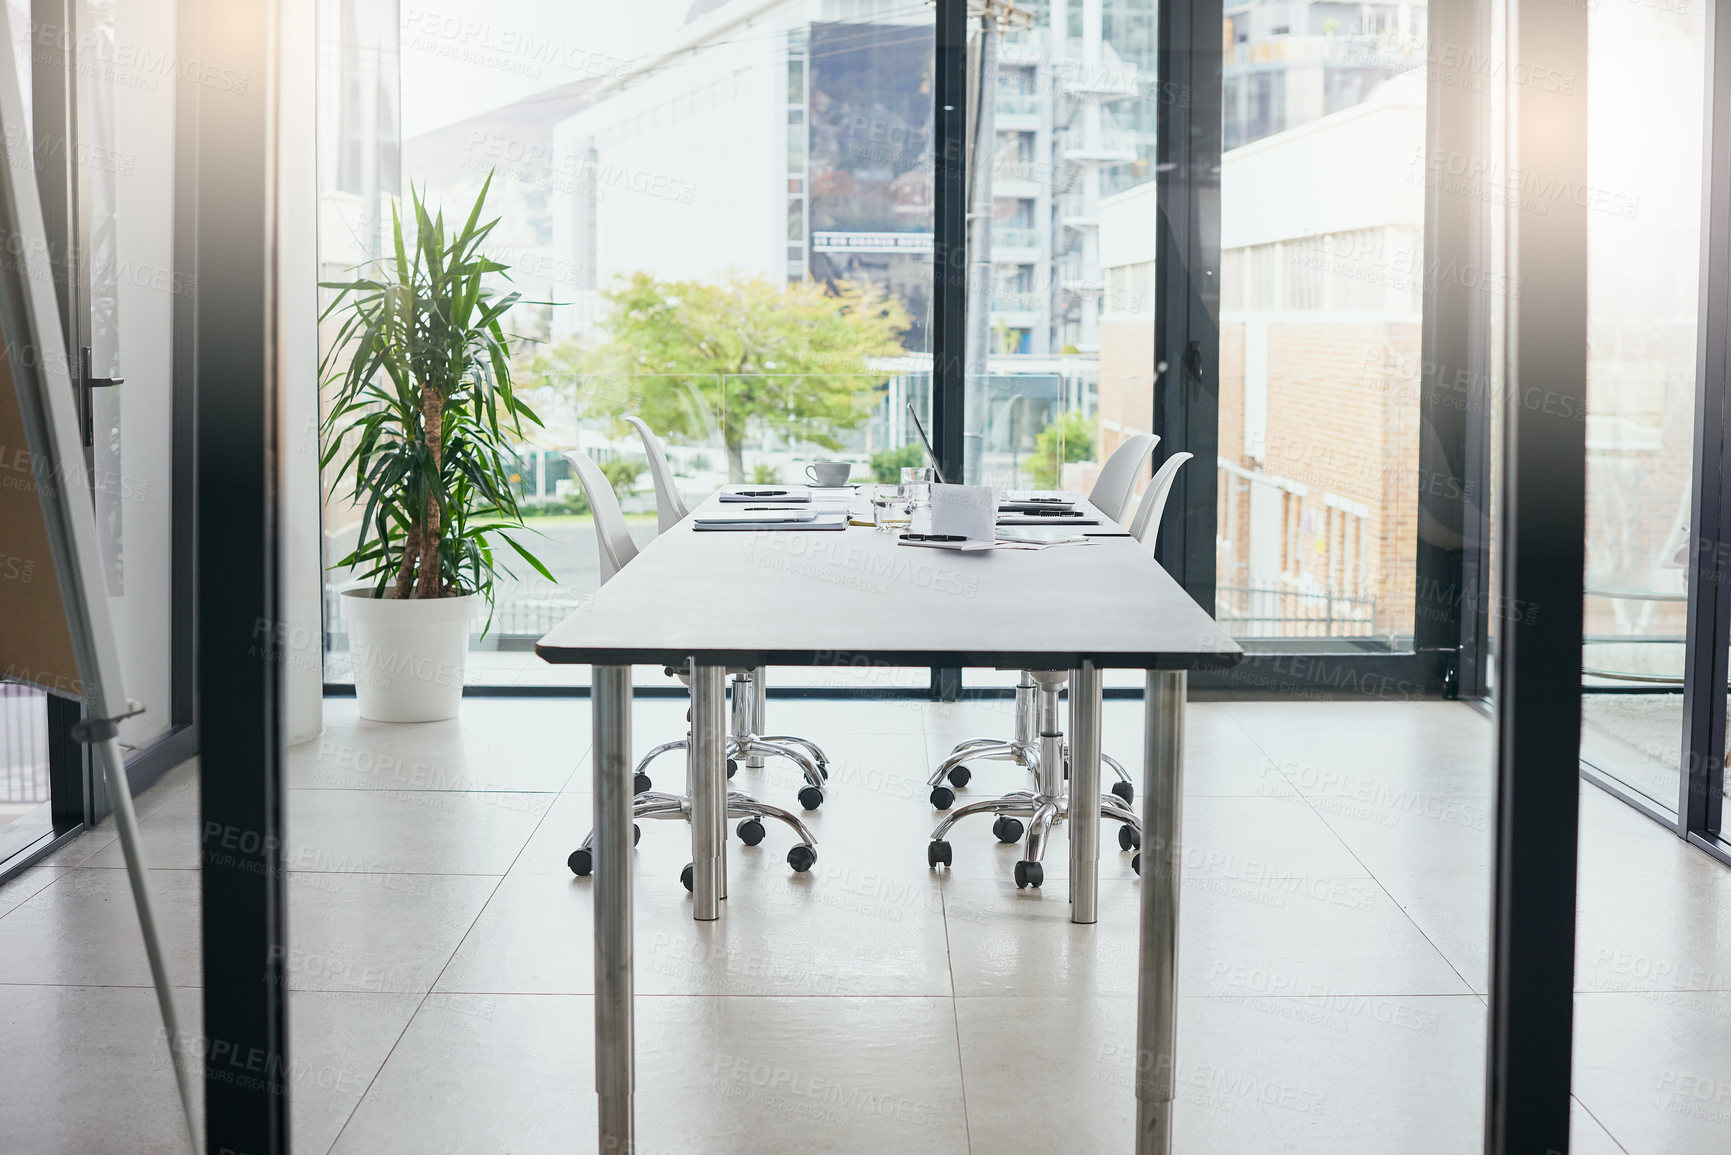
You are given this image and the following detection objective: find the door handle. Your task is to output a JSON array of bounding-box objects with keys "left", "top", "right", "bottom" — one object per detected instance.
[{"left": 77, "top": 345, "right": 124, "bottom": 449}]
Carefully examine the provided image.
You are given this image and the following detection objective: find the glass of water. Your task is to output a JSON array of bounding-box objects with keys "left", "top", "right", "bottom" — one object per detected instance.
[
  {"left": 871, "top": 484, "right": 912, "bottom": 531},
  {"left": 900, "top": 466, "right": 936, "bottom": 510}
]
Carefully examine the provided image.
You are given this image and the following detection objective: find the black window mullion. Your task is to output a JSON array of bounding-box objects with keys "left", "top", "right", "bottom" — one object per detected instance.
[
  {"left": 1485, "top": 0, "right": 1590, "bottom": 1146},
  {"left": 1415, "top": 0, "right": 1493, "bottom": 699},
  {"left": 1682, "top": 0, "right": 1731, "bottom": 842},
  {"left": 1151, "top": 0, "right": 1222, "bottom": 616},
  {"left": 929, "top": 0, "right": 967, "bottom": 700}
]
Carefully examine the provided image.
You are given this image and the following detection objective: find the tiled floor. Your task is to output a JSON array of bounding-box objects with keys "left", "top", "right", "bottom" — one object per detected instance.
[{"left": 1, "top": 695, "right": 1727, "bottom": 1153}]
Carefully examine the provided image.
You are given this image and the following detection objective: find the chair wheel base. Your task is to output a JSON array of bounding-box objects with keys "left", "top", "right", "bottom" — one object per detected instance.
[
  {"left": 736, "top": 818, "right": 766, "bottom": 846},
  {"left": 726, "top": 759, "right": 738, "bottom": 779},
  {"left": 927, "top": 840, "right": 953, "bottom": 869},
  {"left": 947, "top": 765, "right": 972, "bottom": 788},
  {"left": 797, "top": 785, "right": 825, "bottom": 811},
  {"left": 1118, "top": 825, "right": 1140, "bottom": 851},
  {"left": 1112, "top": 780, "right": 1134, "bottom": 805},
  {"left": 992, "top": 816, "right": 1024, "bottom": 844},
  {"left": 1014, "top": 860, "right": 1044, "bottom": 889},
  {"left": 787, "top": 844, "right": 817, "bottom": 872},
  {"left": 634, "top": 772, "right": 652, "bottom": 794},
  {"left": 930, "top": 785, "right": 955, "bottom": 810},
  {"left": 568, "top": 849, "right": 592, "bottom": 876},
  {"left": 680, "top": 863, "right": 694, "bottom": 892},
  {"left": 1132, "top": 852, "right": 1141, "bottom": 876}
]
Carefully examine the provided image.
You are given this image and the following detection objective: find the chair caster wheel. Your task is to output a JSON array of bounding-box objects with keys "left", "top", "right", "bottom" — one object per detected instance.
[
  {"left": 634, "top": 772, "right": 652, "bottom": 794},
  {"left": 1014, "top": 860, "right": 1044, "bottom": 889},
  {"left": 797, "top": 786, "right": 824, "bottom": 811},
  {"left": 568, "top": 849, "right": 593, "bottom": 876},
  {"left": 947, "top": 765, "right": 972, "bottom": 789},
  {"left": 930, "top": 785, "right": 955, "bottom": 810},
  {"left": 787, "top": 844, "right": 817, "bottom": 872},
  {"left": 818, "top": 761, "right": 829, "bottom": 780},
  {"left": 1112, "top": 780, "right": 1134, "bottom": 805},
  {"left": 726, "top": 758, "right": 738, "bottom": 779},
  {"left": 927, "top": 840, "right": 953, "bottom": 868},
  {"left": 992, "top": 816, "right": 1024, "bottom": 844},
  {"left": 1118, "top": 825, "right": 1140, "bottom": 851},
  {"left": 736, "top": 818, "right": 766, "bottom": 846},
  {"left": 680, "top": 863, "right": 694, "bottom": 892},
  {"left": 1132, "top": 853, "right": 1141, "bottom": 876},
  {"left": 634, "top": 824, "right": 641, "bottom": 846}
]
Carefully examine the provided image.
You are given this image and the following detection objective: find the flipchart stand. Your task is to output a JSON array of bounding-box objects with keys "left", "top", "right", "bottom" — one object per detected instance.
[{"left": 0, "top": 14, "right": 198, "bottom": 1151}]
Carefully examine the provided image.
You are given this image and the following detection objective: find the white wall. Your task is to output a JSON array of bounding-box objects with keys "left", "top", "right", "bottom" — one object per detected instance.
[
  {"left": 1220, "top": 70, "right": 1424, "bottom": 250},
  {"left": 108, "top": 0, "right": 177, "bottom": 749}
]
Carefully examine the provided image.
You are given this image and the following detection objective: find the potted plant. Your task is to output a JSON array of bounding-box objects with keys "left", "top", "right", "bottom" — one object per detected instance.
[{"left": 320, "top": 176, "right": 552, "bottom": 722}]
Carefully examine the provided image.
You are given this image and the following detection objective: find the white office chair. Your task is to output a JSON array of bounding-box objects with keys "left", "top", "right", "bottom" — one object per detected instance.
[
  {"left": 1130, "top": 451, "right": 1193, "bottom": 552},
  {"left": 622, "top": 417, "right": 833, "bottom": 806},
  {"left": 925, "top": 431, "right": 1159, "bottom": 813},
  {"left": 926, "top": 436, "right": 1179, "bottom": 889},
  {"left": 561, "top": 450, "right": 819, "bottom": 882}
]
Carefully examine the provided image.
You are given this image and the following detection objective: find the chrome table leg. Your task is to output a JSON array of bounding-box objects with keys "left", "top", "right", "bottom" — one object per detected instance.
[
  {"left": 1068, "top": 660, "right": 1103, "bottom": 924},
  {"left": 1135, "top": 669, "right": 1186, "bottom": 1154},
  {"left": 690, "top": 662, "right": 728, "bottom": 918},
  {"left": 592, "top": 665, "right": 635, "bottom": 1154}
]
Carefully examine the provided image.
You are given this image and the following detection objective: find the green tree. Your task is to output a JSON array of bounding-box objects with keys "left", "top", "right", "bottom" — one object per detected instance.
[
  {"left": 870, "top": 442, "right": 924, "bottom": 483},
  {"left": 529, "top": 272, "right": 911, "bottom": 482},
  {"left": 1025, "top": 410, "right": 1096, "bottom": 490}
]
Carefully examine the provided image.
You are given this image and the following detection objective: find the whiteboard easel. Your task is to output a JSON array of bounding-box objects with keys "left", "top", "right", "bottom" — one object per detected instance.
[{"left": 0, "top": 7, "right": 197, "bottom": 1149}]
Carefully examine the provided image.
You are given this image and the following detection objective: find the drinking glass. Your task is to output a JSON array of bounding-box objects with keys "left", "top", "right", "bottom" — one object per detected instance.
[
  {"left": 900, "top": 466, "right": 936, "bottom": 510},
  {"left": 871, "top": 484, "right": 912, "bottom": 531}
]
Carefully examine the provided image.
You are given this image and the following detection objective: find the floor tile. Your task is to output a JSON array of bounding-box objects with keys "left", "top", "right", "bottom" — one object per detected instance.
[
  {"left": 283, "top": 788, "right": 553, "bottom": 876},
  {"left": 1574, "top": 990, "right": 1731, "bottom": 1155},
  {"left": 0, "top": 981, "right": 424, "bottom": 1155},
  {"left": 0, "top": 985, "right": 199, "bottom": 1155},
  {"left": 288, "top": 698, "right": 585, "bottom": 792},
  {"left": 332, "top": 995, "right": 969, "bottom": 1155},
  {"left": 1574, "top": 789, "right": 1731, "bottom": 996},
  {"left": 0, "top": 867, "right": 202, "bottom": 987},
  {"left": 1571, "top": 1099, "right": 1628, "bottom": 1155},
  {"left": 286, "top": 872, "right": 499, "bottom": 994},
  {"left": 943, "top": 877, "right": 1471, "bottom": 1000},
  {"left": 439, "top": 862, "right": 952, "bottom": 997},
  {"left": 0, "top": 864, "right": 62, "bottom": 919},
  {"left": 958, "top": 993, "right": 1486, "bottom": 1154}
]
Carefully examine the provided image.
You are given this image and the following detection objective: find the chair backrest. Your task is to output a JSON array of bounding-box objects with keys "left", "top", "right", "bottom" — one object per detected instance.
[
  {"left": 1129, "top": 451, "right": 1192, "bottom": 555},
  {"left": 1087, "top": 431, "right": 1159, "bottom": 523},
  {"left": 624, "top": 416, "right": 690, "bottom": 534},
  {"left": 563, "top": 450, "right": 639, "bottom": 585}
]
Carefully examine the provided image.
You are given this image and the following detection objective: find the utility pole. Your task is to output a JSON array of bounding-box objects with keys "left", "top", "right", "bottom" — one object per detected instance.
[{"left": 963, "top": 0, "right": 1031, "bottom": 482}]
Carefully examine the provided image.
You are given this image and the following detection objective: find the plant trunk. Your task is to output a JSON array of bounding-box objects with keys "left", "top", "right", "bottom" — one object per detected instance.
[
  {"left": 393, "top": 524, "right": 421, "bottom": 598},
  {"left": 416, "top": 384, "right": 444, "bottom": 598},
  {"left": 725, "top": 435, "right": 745, "bottom": 484}
]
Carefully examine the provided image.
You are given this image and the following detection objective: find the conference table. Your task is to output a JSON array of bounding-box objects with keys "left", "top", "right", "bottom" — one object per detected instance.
[{"left": 536, "top": 489, "right": 1242, "bottom": 1154}]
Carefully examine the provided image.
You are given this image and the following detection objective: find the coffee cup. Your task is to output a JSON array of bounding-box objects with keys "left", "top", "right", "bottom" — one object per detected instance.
[{"left": 805, "top": 460, "right": 853, "bottom": 487}]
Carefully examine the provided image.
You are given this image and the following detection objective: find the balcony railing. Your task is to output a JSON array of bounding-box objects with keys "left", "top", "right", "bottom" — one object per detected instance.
[
  {"left": 992, "top": 226, "right": 1040, "bottom": 251},
  {"left": 0, "top": 683, "right": 50, "bottom": 806},
  {"left": 1216, "top": 583, "right": 1379, "bottom": 639}
]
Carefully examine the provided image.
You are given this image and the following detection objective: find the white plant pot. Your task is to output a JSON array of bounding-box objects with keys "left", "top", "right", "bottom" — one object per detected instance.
[{"left": 342, "top": 590, "right": 477, "bottom": 723}]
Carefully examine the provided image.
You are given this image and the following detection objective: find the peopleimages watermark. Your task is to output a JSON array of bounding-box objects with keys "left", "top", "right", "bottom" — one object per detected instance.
[{"left": 463, "top": 130, "right": 697, "bottom": 206}]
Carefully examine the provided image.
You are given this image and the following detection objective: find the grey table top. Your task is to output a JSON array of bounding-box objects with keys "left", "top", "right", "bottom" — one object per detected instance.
[{"left": 537, "top": 492, "right": 1244, "bottom": 670}]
